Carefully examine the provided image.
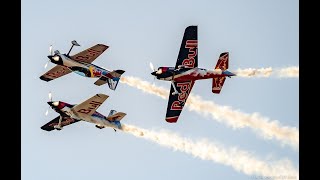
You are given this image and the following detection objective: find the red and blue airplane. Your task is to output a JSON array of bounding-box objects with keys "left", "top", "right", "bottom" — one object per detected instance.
[
  {"left": 150, "top": 26, "right": 236, "bottom": 123},
  {"left": 40, "top": 41, "right": 125, "bottom": 90}
]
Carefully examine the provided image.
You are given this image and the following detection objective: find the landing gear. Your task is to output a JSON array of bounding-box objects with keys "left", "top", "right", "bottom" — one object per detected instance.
[
  {"left": 54, "top": 116, "right": 63, "bottom": 130},
  {"left": 95, "top": 125, "right": 105, "bottom": 129},
  {"left": 171, "top": 81, "right": 179, "bottom": 95},
  {"left": 113, "top": 128, "right": 117, "bottom": 132},
  {"left": 54, "top": 126, "right": 62, "bottom": 130}
]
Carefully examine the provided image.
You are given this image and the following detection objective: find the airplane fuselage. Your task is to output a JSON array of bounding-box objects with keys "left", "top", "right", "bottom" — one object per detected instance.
[
  {"left": 49, "top": 101, "right": 121, "bottom": 130},
  {"left": 48, "top": 54, "right": 113, "bottom": 79},
  {"left": 154, "top": 67, "right": 232, "bottom": 82}
]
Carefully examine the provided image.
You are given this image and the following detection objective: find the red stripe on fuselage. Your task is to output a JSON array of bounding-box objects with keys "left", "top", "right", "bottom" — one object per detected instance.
[{"left": 173, "top": 69, "right": 226, "bottom": 82}]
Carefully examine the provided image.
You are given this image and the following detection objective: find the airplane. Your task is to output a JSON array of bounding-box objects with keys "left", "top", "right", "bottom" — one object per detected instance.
[
  {"left": 40, "top": 40, "right": 125, "bottom": 90},
  {"left": 150, "top": 25, "right": 236, "bottom": 123},
  {"left": 41, "top": 93, "right": 126, "bottom": 132}
]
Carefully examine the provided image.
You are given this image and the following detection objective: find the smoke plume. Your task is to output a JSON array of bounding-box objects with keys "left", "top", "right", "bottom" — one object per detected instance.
[
  {"left": 122, "top": 124, "right": 298, "bottom": 179},
  {"left": 235, "top": 66, "right": 299, "bottom": 78},
  {"left": 120, "top": 77, "right": 299, "bottom": 150}
]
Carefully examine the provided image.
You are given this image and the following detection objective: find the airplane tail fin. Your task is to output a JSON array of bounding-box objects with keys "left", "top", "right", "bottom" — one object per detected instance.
[
  {"left": 106, "top": 110, "right": 126, "bottom": 130},
  {"left": 94, "top": 70, "right": 125, "bottom": 90},
  {"left": 212, "top": 52, "right": 229, "bottom": 94},
  {"left": 106, "top": 70, "right": 125, "bottom": 90},
  {"left": 215, "top": 52, "right": 229, "bottom": 70}
]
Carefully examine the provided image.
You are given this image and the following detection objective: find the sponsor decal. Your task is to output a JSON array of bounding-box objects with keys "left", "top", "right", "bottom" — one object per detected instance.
[
  {"left": 89, "top": 66, "right": 102, "bottom": 77},
  {"left": 182, "top": 40, "right": 197, "bottom": 68},
  {"left": 74, "top": 48, "right": 102, "bottom": 61},
  {"left": 46, "top": 67, "right": 69, "bottom": 78},
  {"left": 77, "top": 100, "right": 102, "bottom": 114},
  {"left": 216, "top": 53, "right": 228, "bottom": 70},
  {"left": 170, "top": 82, "right": 192, "bottom": 110},
  {"left": 171, "top": 101, "right": 183, "bottom": 110},
  {"left": 212, "top": 77, "right": 225, "bottom": 90}
]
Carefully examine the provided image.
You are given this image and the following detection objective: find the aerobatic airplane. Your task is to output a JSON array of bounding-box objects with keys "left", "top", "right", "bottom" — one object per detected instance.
[
  {"left": 150, "top": 25, "right": 236, "bottom": 123},
  {"left": 40, "top": 40, "right": 125, "bottom": 90},
  {"left": 41, "top": 93, "right": 126, "bottom": 132}
]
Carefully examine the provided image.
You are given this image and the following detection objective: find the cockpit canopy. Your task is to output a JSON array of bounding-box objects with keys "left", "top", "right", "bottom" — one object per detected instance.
[{"left": 156, "top": 67, "right": 174, "bottom": 74}]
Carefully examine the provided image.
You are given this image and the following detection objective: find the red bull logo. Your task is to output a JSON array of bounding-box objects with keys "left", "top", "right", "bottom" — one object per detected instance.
[
  {"left": 170, "top": 81, "right": 193, "bottom": 110},
  {"left": 182, "top": 40, "right": 197, "bottom": 68}
]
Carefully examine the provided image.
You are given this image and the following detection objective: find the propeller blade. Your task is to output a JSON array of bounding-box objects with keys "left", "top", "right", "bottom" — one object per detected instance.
[
  {"left": 48, "top": 92, "right": 52, "bottom": 102},
  {"left": 44, "top": 62, "right": 48, "bottom": 69},
  {"left": 149, "top": 62, "right": 155, "bottom": 71},
  {"left": 49, "top": 45, "right": 53, "bottom": 55}
]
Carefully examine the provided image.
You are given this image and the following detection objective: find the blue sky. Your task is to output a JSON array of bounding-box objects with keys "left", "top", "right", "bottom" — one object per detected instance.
[{"left": 22, "top": 0, "right": 298, "bottom": 179}]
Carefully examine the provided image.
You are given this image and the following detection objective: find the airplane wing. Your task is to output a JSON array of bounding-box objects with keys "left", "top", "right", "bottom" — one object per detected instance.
[
  {"left": 165, "top": 80, "right": 195, "bottom": 123},
  {"left": 72, "top": 94, "right": 109, "bottom": 117},
  {"left": 39, "top": 65, "right": 72, "bottom": 82},
  {"left": 41, "top": 116, "right": 80, "bottom": 131},
  {"left": 175, "top": 26, "right": 198, "bottom": 69},
  {"left": 70, "top": 44, "right": 109, "bottom": 63}
]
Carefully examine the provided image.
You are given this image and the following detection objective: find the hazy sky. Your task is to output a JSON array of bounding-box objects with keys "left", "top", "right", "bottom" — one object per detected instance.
[{"left": 22, "top": 0, "right": 298, "bottom": 179}]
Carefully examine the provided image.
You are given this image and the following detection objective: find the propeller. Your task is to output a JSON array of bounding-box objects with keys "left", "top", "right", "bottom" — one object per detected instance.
[
  {"left": 149, "top": 62, "right": 155, "bottom": 72},
  {"left": 45, "top": 91, "right": 53, "bottom": 116},
  {"left": 48, "top": 91, "right": 52, "bottom": 102},
  {"left": 49, "top": 45, "right": 53, "bottom": 55},
  {"left": 149, "top": 62, "right": 157, "bottom": 85},
  {"left": 44, "top": 45, "right": 53, "bottom": 69}
]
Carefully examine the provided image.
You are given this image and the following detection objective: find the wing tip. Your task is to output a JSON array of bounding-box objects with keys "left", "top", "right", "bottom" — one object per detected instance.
[
  {"left": 115, "top": 70, "right": 125, "bottom": 75},
  {"left": 40, "top": 125, "right": 53, "bottom": 131},
  {"left": 96, "top": 93, "right": 109, "bottom": 98},
  {"left": 97, "top": 44, "right": 109, "bottom": 48},
  {"left": 187, "top": 25, "right": 197, "bottom": 28},
  {"left": 165, "top": 116, "right": 179, "bottom": 123},
  {"left": 39, "top": 76, "right": 53, "bottom": 82},
  {"left": 219, "top": 52, "right": 229, "bottom": 57}
]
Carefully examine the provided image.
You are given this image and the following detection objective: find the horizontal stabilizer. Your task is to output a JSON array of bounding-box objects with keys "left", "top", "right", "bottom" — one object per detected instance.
[
  {"left": 106, "top": 112, "right": 126, "bottom": 121},
  {"left": 212, "top": 77, "right": 226, "bottom": 94},
  {"left": 110, "top": 70, "right": 125, "bottom": 78},
  {"left": 94, "top": 76, "right": 108, "bottom": 86},
  {"left": 94, "top": 70, "right": 125, "bottom": 90}
]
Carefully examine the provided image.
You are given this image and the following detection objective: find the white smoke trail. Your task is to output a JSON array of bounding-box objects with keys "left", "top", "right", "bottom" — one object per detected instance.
[
  {"left": 235, "top": 67, "right": 273, "bottom": 77},
  {"left": 120, "top": 76, "right": 299, "bottom": 150},
  {"left": 277, "top": 66, "right": 299, "bottom": 78},
  {"left": 122, "top": 124, "right": 299, "bottom": 179},
  {"left": 235, "top": 66, "right": 299, "bottom": 78}
]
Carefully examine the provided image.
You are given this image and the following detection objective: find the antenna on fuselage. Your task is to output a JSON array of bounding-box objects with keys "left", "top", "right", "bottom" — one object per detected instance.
[{"left": 67, "top": 40, "right": 80, "bottom": 56}]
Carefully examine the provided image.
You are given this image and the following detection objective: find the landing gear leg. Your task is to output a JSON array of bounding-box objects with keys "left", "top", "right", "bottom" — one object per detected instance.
[
  {"left": 54, "top": 116, "right": 63, "bottom": 130},
  {"left": 171, "top": 81, "right": 179, "bottom": 95}
]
